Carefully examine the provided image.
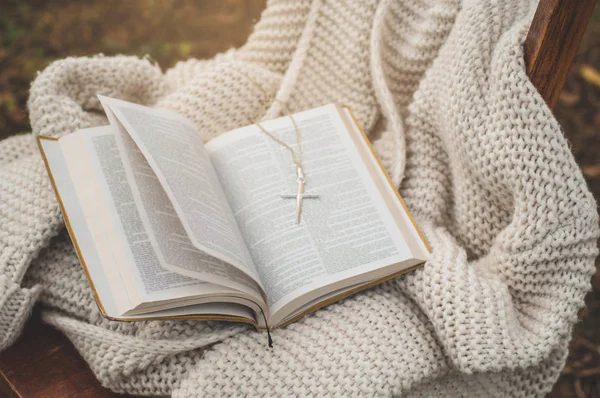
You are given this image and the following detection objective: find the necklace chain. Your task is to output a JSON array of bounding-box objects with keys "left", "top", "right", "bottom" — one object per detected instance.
[
  {"left": 241, "top": 73, "right": 303, "bottom": 171},
  {"left": 241, "top": 73, "right": 319, "bottom": 225},
  {"left": 256, "top": 115, "right": 302, "bottom": 169}
]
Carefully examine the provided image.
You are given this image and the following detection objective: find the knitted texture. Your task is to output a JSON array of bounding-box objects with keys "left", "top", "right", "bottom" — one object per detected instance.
[{"left": 1, "top": 0, "right": 598, "bottom": 396}]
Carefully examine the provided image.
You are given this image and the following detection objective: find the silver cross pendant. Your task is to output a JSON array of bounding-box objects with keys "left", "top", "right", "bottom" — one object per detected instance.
[{"left": 280, "top": 166, "right": 319, "bottom": 224}]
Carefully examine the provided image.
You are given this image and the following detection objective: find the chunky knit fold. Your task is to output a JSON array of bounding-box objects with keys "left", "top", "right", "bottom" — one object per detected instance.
[
  {"left": 0, "top": 277, "right": 40, "bottom": 349},
  {"left": 0, "top": 0, "right": 598, "bottom": 396},
  {"left": 0, "top": 151, "right": 61, "bottom": 350}
]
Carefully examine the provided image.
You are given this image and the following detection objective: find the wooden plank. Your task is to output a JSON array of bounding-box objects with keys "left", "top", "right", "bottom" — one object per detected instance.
[
  {"left": 0, "top": 369, "right": 21, "bottom": 398},
  {"left": 524, "top": 0, "right": 596, "bottom": 109},
  {"left": 0, "top": 308, "right": 139, "bottom": 398}
]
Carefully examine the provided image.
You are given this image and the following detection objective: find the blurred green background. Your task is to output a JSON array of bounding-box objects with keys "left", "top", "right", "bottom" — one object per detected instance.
[{"left": 0, "top": 1, "right": 598, "bottom": 396}]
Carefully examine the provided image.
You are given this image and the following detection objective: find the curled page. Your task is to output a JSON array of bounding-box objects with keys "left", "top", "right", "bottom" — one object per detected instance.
[{"left": 98, "top": 96, "right": 263, "bottom": 289}]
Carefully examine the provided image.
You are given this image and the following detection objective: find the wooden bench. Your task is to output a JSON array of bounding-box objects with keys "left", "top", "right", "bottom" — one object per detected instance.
[{"left": 0, "top": 0, "right": 595, "bottom": 396}]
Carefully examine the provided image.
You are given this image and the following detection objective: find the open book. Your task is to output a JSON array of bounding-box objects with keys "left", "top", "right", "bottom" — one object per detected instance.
[{"left": 38, "top": 96, "right": 430, "bottom": 330}]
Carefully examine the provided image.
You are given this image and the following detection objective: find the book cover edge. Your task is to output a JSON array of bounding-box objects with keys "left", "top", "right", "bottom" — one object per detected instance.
[{"left": 341, "top": 106, "right": 432, "bottom": 254}]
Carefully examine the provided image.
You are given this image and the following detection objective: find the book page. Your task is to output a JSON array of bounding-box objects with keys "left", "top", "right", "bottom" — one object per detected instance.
[
  {"left": 39, "top": 134, "right": 261, "bottom": 322},
  {"left": 60, "top": 127, "right": 214, "bottom": 307},
  {"left": 38, "top": 135, "right": 133, "bottom": 317},
  {"left": 99, "top": 97, "right": 262, "bottom": 286},
  {"left": 206, "top": 105, "right": 418, "bottom": 322},
  {"left": 116, "top": 126, "right": 264, "bottom": 300}
]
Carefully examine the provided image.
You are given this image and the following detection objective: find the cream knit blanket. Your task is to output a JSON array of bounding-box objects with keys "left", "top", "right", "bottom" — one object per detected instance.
[{"left": 1, "top": 0, "right": 598, "bottom": 396}]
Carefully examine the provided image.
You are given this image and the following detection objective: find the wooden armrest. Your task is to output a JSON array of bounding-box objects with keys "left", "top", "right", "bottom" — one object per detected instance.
[{"left": 524, "top": 0, "right": 596, "bottom": 109}]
